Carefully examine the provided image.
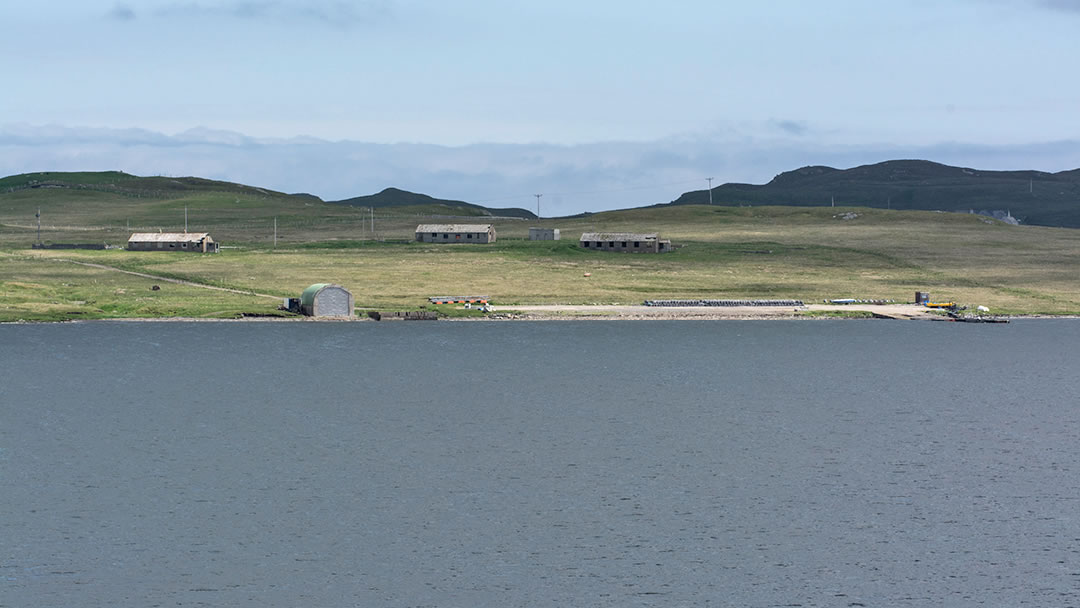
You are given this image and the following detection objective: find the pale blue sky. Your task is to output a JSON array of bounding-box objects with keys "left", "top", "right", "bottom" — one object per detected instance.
[{"left": 3, "top": 1, "right": 1080, "bottom": 214}]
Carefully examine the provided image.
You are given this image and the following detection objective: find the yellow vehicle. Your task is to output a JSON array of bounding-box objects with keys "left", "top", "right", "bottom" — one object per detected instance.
[{"left": 924, "top": 301, "right": 957, "bottom": 309}]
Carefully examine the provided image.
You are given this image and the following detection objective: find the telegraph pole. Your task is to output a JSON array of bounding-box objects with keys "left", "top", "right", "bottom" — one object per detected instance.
[
  {"left": 534, "top": 194, "right": 542, "bottom": 218},
  {"left": 36, "top": 208, "right": 41, "bottom": 244},
  {"left": 706, "top": 177, "right": 713, "bottom": 205}
]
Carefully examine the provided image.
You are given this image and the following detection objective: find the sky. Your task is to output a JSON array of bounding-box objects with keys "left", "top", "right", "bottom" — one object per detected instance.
[{"left": 3, "top": 0, "right": 1080, "bottom": 215}]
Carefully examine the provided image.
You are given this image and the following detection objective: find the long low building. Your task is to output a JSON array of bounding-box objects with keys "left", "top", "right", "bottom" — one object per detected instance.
[
  {"left": 579, "top": 232, "right": 672, "bottom": 253},
  {"left": 416, "top": 224, "right": 496, "bottom": 243},
  {"left": 127, "top": 232, "right": 219, "bottom": 252}
]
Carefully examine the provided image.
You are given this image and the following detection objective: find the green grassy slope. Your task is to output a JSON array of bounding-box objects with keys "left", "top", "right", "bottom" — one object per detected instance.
[
  {"left": 668, "top": 160, "right": 1080, "bottom": 228},
  {"left": 0, "top": 172, "right": 523, "bottom": 247},
  {"left": 4, "top": 202, "right": 1078, "bottom": 321}
]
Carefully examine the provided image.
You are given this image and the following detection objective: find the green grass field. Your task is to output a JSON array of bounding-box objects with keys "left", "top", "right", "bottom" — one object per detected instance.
[{"left": 2, "top": 177, "right": 1079, "bottom": 321}]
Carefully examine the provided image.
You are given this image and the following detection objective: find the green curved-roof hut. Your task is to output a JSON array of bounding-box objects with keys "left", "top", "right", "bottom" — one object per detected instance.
[{"left": 300, "top": 283, "right": 354, "bottom": 317}]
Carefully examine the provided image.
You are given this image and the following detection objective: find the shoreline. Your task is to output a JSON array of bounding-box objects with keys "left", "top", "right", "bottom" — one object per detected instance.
[{"left": 3, "top": 304, "right": 1067, "bottom": 324}]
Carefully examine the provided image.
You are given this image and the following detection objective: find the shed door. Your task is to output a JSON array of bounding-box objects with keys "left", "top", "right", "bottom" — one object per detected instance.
[{"left": 316, "top": 288, "right": 350, "bottom": 316}]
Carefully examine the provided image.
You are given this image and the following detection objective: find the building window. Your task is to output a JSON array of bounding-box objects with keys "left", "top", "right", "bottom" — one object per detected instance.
[
  {"left": 431, "top": 233, "right": 437, "bottom": 237},
  {"left": 621, "top": 241, "right": 627, "bottom": 247},
  {"left": 467, "top": 233, "right": 472, "bottom": 238},
  {"left": 182, "top": 243, "right": 187, "bottom": 248},
  {"left": 443, "top": 234, "right": 448, "bottom": 238},
  {"left": 608, "top": 241, "right": 614, "bottom": 248},
  {"left": 634, "top": 241, "right": 640, "bottom": 247},
  {"left": 583, "top": 241, "right": 589, "bottom": 247}
]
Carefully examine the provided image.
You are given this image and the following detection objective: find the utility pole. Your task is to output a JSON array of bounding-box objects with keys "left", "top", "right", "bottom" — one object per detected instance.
[
  {"left": 184, "top": 206, "right": 188, "bottom": 233},
  {"left": 706, "top": 177, "right": 713, "bottom": 205},
  {"left": 534, "top": 194, "right": 542, "bottom": 219},
  {"left": 274, "top": 217, "right": 277, "bottom": 247},
  {"left": 36, "top": 208, "right": 41, "bottom": 244},
  {"left": 370, "top": 207, "right": 374, "bottom": 234},
  {"left": 831, "top": 196, "right": 835, "bottom": 208}
]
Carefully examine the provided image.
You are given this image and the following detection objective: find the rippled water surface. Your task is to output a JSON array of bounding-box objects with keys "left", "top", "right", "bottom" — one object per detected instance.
[{"left": 2, "top": 320, "right": 1079, "bottom": 607}]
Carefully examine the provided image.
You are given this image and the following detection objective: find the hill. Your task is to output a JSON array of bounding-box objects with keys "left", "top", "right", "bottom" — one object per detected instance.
[
  {"left": 0, "top": 171, "right": 299, "bottom": 199},
  {"left": 0, "top": 172, "right": 535, "bottom": 222},
  {"left": 667, "top": 160, "right": 1080, "bottom": 228},
  {"left": 330, "top": 187, "right": 535, "bottom": 219}
]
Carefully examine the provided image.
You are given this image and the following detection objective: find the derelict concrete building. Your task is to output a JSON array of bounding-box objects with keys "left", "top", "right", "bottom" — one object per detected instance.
[
  {"left": 529, "top": 227, "right": 560, "bottom": 240},
  {"left": 579, "top": 232, "right": 672, "bottom": 253},
  {"left": 301, "top": 283, "right": 354, "bottom": 317},
  {"left": 415, "top": 224, "right": 496, "bottom": 243},
  {"left": 127, "top": 232, "right": 219, "bottom": 253}
]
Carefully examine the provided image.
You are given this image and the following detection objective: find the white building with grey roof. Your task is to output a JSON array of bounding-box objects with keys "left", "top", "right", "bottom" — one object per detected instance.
[
  {"left": 415, "top": 224, "right": 496, "bottom": 243},
  {"left": 579, "top": 232, "right": 671, "bottom": 253}
]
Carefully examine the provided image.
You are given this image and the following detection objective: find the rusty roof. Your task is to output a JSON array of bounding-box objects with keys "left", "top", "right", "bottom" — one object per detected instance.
[
  {"left": 128, "top": 232, "right": 212, "bottom": 242},
  {"left": 416, "top": 224, "right": 493, "bottom": 233},
  {"left": 580, "top": 232, "right": 659, "bottom": 241}
]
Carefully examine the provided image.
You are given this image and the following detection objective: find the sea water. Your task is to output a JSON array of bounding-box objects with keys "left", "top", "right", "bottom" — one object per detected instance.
[{"left": 2, "top": 320, "right": 1078, "bottom": 606}]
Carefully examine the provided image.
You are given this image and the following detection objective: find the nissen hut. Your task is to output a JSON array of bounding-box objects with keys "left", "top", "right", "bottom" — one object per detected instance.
[
  {"left": 579, "top": 232, "right": 672, "bottom": 253},
  {"left": 128, "top": 232, "right": 219, "bottom": 253},
  {"left": 415, "top": 224, "right": 496, "bottom": 243},
  {"left": 300, "top": 283, "right": 354, "bottom": 317}
]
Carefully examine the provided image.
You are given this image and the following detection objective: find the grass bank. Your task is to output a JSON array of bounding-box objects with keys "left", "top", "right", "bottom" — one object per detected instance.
[{"left": 3, "top": 205, "right": 1079, "bottom": 322}]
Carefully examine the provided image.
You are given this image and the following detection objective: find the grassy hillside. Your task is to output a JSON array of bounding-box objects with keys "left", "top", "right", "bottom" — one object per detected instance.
[
  {"left": 0, "top": 172, "right": 521, "bottom": 247},
  {"left": 669, "top": 160, "right": 1080, "bottom": 228},
  {"left": 0, "top": 172, "right": 532, "bottom": 246},
  {"left": 4, "top": 200, "right": 1079, "bottom": 321}
]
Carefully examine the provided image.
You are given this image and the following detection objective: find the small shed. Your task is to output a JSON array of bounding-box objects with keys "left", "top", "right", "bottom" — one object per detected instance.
[
  {"left": 579, "top": 232, "right": 672, "bottom": 253},
  {"left": 529, "top": 227, "right": 561, "bottom": 240},
  {"left": 300, "top": 283, "right": 354, "bottom": 317},
  {"left": 127, "top": 232, "right": 219, "bottom": 252},
  {"left": 415, "top": 224, "right": 496, "bottom": 243}
]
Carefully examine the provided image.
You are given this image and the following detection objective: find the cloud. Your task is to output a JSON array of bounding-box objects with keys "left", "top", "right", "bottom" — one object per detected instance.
[
  {"left": 106, "top": 3, "right": 136, "bottom": 20},
  {"left": 1037, "top": 0, "right": 1080, "bottom": 13},
  {"left": 3, "top": 124, "right": 1080, "bottom": 216},
  {"left": 773, "top": 120, "right": 809, "bottom": 137},
  {"left": 152, "top": 1, "right": 392, "bottom": 27}
]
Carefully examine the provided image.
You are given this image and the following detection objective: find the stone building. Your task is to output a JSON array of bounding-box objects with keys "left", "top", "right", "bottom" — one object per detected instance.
[
  {"left": 528, "top": 227, "right": 560, "bottom": 240},
  {"left": 127, "top": 232, "right": 219, "bottom": 252},
  {"left": 579, "top": 232, "right": 672, "bottom": 253},
  {"left": 415, "top": 224, "right": 496, "bottom": 243}
]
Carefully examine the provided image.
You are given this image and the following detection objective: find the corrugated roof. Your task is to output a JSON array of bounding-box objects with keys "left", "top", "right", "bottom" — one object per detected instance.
[
  {"left": 128, "top": 232, "right": 211, "bottom": 242},
  {"left": 580, "top": 232, "right": 658, "bottom": 241},
  {"left": 301, "top": 283, "right": 342, "bottom": 308},
  {"left": 416, "top": 224, "right": 493, "bottom": 233}
]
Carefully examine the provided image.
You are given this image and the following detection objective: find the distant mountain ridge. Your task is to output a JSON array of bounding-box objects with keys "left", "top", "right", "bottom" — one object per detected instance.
[
  {"left": 669, "top": 160, "right": 1080, "bottom": 227},
  {"left": 6, "top": 162, "right": 1080, "bottom": 227},
  {"left": 0, "top": 172, "right": 535, "bottom": 219},
  {"left": 329, "top": 187, "right": 536, "bottom": 219}
]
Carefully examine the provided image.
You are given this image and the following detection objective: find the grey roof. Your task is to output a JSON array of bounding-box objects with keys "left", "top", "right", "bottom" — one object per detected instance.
[
  {"left": 416, "top": 224, "right": 493, "bottom": 233},
  {"left": 128, "top": 232, "right": 212, "bottom": 242},
  {"left": 580, "top": 232, "right": 659, "bottom": 241}
]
